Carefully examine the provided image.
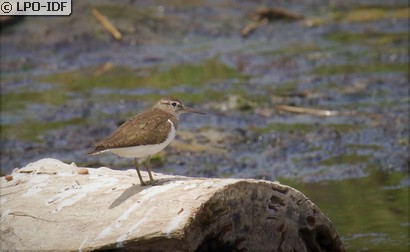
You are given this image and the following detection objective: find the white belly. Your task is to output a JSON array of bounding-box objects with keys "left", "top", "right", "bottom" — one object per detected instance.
[{"left": 108, "top": 120, "right": 176, "bottom": 158}]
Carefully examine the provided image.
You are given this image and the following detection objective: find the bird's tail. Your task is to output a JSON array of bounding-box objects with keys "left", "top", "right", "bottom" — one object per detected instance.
[{"left": 86, "top": 146, "right": 107, "bottom": 156}]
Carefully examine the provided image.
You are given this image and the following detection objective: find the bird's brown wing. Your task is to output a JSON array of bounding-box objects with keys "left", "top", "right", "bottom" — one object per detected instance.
[{"left": 89, "top": 108, "right": 178, "bottom": 153}]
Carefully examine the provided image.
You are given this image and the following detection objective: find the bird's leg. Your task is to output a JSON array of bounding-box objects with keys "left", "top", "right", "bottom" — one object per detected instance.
[
  {"left": 144, "top": 157, "right": 154, "bottom": 185},
  {"left": 134, "top": 158, "right": 146, "bottom": 186}
]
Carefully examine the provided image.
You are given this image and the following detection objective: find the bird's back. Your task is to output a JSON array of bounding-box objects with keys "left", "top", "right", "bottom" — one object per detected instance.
[{"left": 88, "top": 108, "right": 179, "bottom": 155}]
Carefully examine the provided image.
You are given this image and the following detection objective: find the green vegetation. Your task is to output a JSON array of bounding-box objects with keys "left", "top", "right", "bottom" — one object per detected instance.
[
  {"left": 332, "top": 6, "right": 409, "bottom": 23},
  {"left": 269, "top": 81, "right": 299, "bottom": 96},
  {"left": 325, "top": 31, "right": 409, "bottom": 46},
  {"left": 320, "top": 154, "right": 371, "bottom": 166},
  {"left": 313, "top": 63, "right": 408, "bottom": 76},
  {"left": 258, "top": 43, "right": 329, "bottom": 57},
  {"left": 2, "top": 91, "right": 66, "bottom": 111},
  {"left": 251, "top": 123, "right": 361, "bottom": 134},
  {"left": 1, "top": 117, "right": 87, "bottom": 142},
  {"left": 1, "top": 59, "right": 246, "bottom": 142},
  {"left": 3, "top": 59, "right": 244, "bottom": 114},
  {"left": 301, "top": 6, "right": 408, "bottom": 27},
  {"left": 38, "top": 59, "right": 244, "bottom": 93},
  {"left": 345, "top": 144, "right": 382, "bottom": 151}
]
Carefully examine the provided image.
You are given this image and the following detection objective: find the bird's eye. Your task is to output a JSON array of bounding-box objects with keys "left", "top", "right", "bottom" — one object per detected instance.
[{"left": 171, "top": 102, "right": 178, "bottom": 107}]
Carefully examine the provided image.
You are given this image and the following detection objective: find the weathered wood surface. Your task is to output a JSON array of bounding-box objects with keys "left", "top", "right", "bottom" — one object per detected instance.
[{"left": 0, "top": 158, "right": 344, "bottom": 251}]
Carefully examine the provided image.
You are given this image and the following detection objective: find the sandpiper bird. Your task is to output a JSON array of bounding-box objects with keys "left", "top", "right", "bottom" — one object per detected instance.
[{"left": 88, "top": 97, "right": 204, "bottom": 185}]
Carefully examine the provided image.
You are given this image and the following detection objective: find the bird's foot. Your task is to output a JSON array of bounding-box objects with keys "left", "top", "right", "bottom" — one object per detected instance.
[{"left": 139, "top": 180, "right": 156, "bottom": 186}]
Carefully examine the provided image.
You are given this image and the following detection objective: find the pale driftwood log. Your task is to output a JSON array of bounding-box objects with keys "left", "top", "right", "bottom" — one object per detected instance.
[{"left": 0, "top": 159, "right": 345, "bottom": 251}]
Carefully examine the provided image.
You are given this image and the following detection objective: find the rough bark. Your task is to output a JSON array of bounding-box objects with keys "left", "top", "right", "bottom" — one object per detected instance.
[{"left": 0, "top": 158, "right": 344, "bottom": 251}]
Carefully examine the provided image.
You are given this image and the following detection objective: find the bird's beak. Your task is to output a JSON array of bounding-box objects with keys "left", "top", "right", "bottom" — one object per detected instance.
[{"left": 184, "top": 106, "right": 206, "bottom": 115}]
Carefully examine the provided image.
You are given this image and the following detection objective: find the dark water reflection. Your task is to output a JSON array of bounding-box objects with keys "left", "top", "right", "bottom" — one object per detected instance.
[{"left": 281, "top": 170, "right": 409, "bottom": 251}]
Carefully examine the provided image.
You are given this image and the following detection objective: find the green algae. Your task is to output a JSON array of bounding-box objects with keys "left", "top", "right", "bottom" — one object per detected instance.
[
  {"left": 1, "top": 89, "right": 68, "bottom": 112},
  {"left": 1, "top": 117, "right": 87, "bottom": 142},
  {"left": 2, "top": 58, "right": 244, "bottom": 114},
  {"left": 251, "top": 123, "right": 361, "bottom": 134},
  {"left": 325, "top": 31, "right": 409, "bottom": 46},
  {"left": 320, "top": 154, "right": 372, "bottom": 166},
  {"left": 259, "top": 43, "right": 326, "bottom": 56},
  {"left": 313, "top": 63, "right": 408, "bottom": 76},
  {"left": 345, "top": 144, "right": 382, "bottom": 151},
  {"left": 302, "top": 6, "right": 409, "bottom": 27},
  {"left": 141, "top": 59, "right": 245, "bottom": 89},
  {"left": 270, "top": 81, "right": 299, "bottom": 96},
  {"left": 332, "top": 6, "right": 409, "bottom": 23},
  {"left": 2, "top": 59, "right": 245, "bottom": 142},
  {"left": 398, "top": 138, "right": 409, "bottom": 146},
  {"left": 38, "top": 59, "right": 244, "bottom": 92},
  {"left": 93, "top": 4, "right": 155, "bottom": 21}
]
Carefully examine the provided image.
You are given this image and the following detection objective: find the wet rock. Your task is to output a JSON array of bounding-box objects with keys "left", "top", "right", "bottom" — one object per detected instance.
[{"left": 0, "top": 158, "right": 345, "bottom": 251}]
